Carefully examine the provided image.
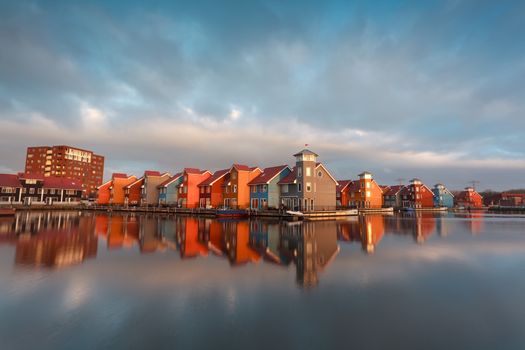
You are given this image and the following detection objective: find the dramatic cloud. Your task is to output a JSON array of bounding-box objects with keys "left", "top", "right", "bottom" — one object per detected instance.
[{"left": 0, "top": 0, "right": 524, "bottom": 190}]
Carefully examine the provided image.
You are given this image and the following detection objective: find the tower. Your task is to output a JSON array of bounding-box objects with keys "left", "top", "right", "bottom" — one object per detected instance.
[{"left": 293, "top": 149, "right": 318, "bottom": 211}]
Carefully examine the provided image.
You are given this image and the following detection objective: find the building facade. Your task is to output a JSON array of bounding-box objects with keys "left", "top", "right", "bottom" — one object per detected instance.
[
  {"left": 400, "top": 179, "right": 434, "bottom": 209},
  {"left": 158, "top": 173, "right": 183, "bottom": 206},
  {"left": 432, "top": 184, "right": 454, "bottom": 208},
  {"left": 25, "top": 145, "right": 104, "bottom": 198},
  {"left": 222, "top": 165, "right": 262, "bottom": 209},
  {"left": 141, "top": 171, "right": 171, "bottom": 206},
  {"left": 278, "top": 149, "right": 338, "bottom": 211},
  {"left": 336, "top": 180, "right": 353, "bottom": 208},
  {"left": 383, "top": 185, "right": 404, "bottom": 208},
  {"left": 248, "top": 165, "right": 291, "bottom": 210},
  {"left": 177, "top": 169, "right": 212, "bottom": 208},
  {"left": 197, "top": 169, "right": 229, "bottom": 209},
  {"left": 455, "top": 187, "right": 483, "bottom": 208},
  {"left": 347, "top": 172, "right": 384, "bottom": 208},
  {"left": 97, "top": 173, "right": 137, "bottom": 205}
]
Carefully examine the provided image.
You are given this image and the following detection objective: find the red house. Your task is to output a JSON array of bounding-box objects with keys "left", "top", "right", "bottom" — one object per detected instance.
[
  {"left": 336, "top": 180, "right": 353, "bottom": 208},
  {"left": 197, "top": 168, "right": 229, "bottom": 209},
  {"left": 400, "top": 179, "right": 434, "bottom": 209},
  {"left": 455, "top": 187, "right": 483, "bottom": 208},
  {"left": 177, "top": 168, "right": 212, "bottom": 208}
]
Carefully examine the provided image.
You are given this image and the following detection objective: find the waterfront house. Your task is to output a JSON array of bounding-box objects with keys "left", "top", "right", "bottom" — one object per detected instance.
[
  {"left": 197, "top": 168, "right": 229, "bottom": 209},
  {"left": 124, "top": 177, "right": 144, "bottom": 206},
  {"left": 97, "top": 173, "right": 137, "bottom": 205},
  {"left": 0, "top": 174, "right": 21, "bottom": 204},
  {"left": 248, "top": 165, "right": 291, "bottom": 210},
  {"left": 455, "top": 187, "right": 483, "bottom": 208},
  {"left": 347, "top": 171, "right": 384, "bottom": 208},
  {"left": 157, "top": 172, "right": 183, "bottom": 206},
  {"left": 383, "top": 185, "right": 405, "bottom": 208},
  {"left": 278, "top": 149, "right": 338, "bottom": 211},
  {"left": 141, "top": 171, "right": 171, "bottom": 206},
  {"left": 222, "top": 164, "right": 262, "bottom": 209},
  {"left": 499, "top": 193, "right": 525, "bottom": 207},
  {"left": 336, "top": 180, "right": 353, "bottom": 208},
  {"left": 177, "top": 168, "right": 212, "bottom": 208},
  {"left": 400, "top": 179, "right": 434, "bottom": 209},
  {"left": 11, "top": 173, "right": 83, "bottom": 205},
  {"left": 432, "top": 184, "right": 454, "bottom": 208}
]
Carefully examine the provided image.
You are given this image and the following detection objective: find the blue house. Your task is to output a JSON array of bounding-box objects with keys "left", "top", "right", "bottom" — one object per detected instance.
[
  {"left": 248, "top": 165, "right": 291, "bottom": 210},
  {"left": 158, "top": 173, "right": 183, "bottom": 205},
  {"left": 433, "top": 183, "right": 454, "bottom": 208}
]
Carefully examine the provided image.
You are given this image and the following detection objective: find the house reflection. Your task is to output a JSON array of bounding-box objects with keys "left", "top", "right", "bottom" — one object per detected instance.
[
  {"left": 282, "top": 221, "right": 340, "bottom": 288},
  {"left": 223, "top": 220, "right": 261, "bottom": 265},
  {"left": 176, "top": 217, "right": 208, "bottom": 258},
  {"left": 359, "top": 215, "right": 385, "bottom": 254},
  {"left": 1, "top": 212, "right": 99, "bottom": 268}
]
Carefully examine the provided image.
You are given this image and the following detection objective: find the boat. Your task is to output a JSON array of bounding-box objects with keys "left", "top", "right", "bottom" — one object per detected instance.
[
  {"left": 0, "top": 208, "right": 16, "bottom": 216},
  {"left": 216, "top": 209, "right": 249, "bottom": 218},
  {"left": 286, "top": 209, "right": 358, "bottom": 219}
]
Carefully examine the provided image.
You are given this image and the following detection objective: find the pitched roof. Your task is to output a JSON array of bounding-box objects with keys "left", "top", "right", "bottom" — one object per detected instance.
[
  {"left": 43, "top": 177, "right": 83, "bottom": 190},
  {"left": 18, "top": 173, "right": 44, "bottom": 180},
  {"left": 112, "top": 173, "right": 128, "bottom": 179},
  {"left": 278, "top": 167, "right": 297, "bottom": 184},
  {"left": 198, "top": 169, "right": 230, "bottom": 186},
  {"left": 384, "top": 185, "right": 404, "bottom": 196},
  {"left": 158, "top": 173, "right": 183, "bottom": 188},
  {"left": 315, "top": 163, "right": 339, "bottom": 185},
  {"left": 126, "top": 177, "right": 144, "bottom": 189},
  {"left": 144, "top": 170, "right": 161, "bottom": 177},
  {"left": 231, "top": 164, "right": 252, "bottom": 171},
  {"left": 348, "top": 181, "right": 360, "bottom": 192},
  {"left": 184, "top": 168, "right": 207, "bottom": 174},
  {"left": 336, "top": 180, "right": 353, "bottom": 193},
  {"left": 293, "top": 149, "right": 318, "bottom": 157},
  {"left": 0, "top": 174, "right": 21, "bottom": 187},
  {"left": 248, "top": 165, "right": 289, "bottom": 185}
]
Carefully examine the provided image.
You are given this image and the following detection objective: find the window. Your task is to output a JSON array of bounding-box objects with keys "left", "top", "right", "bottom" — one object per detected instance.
[
  {"left": 206, "top": 187, "right": 211, "bottom": 193},
  {"left": 366, "top": 191, "right": 371, "bottom": 198},
  {"left": 252, "top": 186, "right": 257, "bottom": 193},
  {"left": 232, "top": 172, "right": 237, "bottom": 180},
  {"left": 262, "top": 185, "right": 267, "bottom": 192},
  {"left": 29, "top": 188, "right": 35, "bottom": 194},
  {"left": 317, "top": 171, "right": 322, "bottom": 177},
  {"left": 306, "top": 167, "right": 311, "bottom": 177},
  {"left": 297, "top": 167, "right": 302, "bottom": 178},
  {"left": 306, "top": 182, "right": 311, "bottom": 192},
  {"left": 225, "top": 186, "right": 229, "bottom": 193},
  {"left": 366, "top": 182, "right": 370, "bottom": 189},
  {"left": 298, "top": 183, "right": 302, "bottom": 192},
  {"left": 233, "top": 185, "right": 237, "bottom": 193},
  {"left": 282, "top": 184, "right": 288, "bottom": 193},
  {"left": 200, "top": 187, "right": 204, "bottom": 194}
]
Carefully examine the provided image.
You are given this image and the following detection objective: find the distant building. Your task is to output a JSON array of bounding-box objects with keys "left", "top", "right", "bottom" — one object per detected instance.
[
  {"left": 141, "top": 171, "right": 171, "bottom": 206},
  {"left": 25, "top": 145, "right": 104, "bottom": 198},
  {"left": 400, "top": 179, "right": 434, "bottom": 209},
  {"left": 455, "top": 187, "right": 483, "bottom": 208},
  {"left": 197, "top": 169, "right": 230, "bottom": 209},
  {"left": 347, "top": 171, "right": 384, "bottom": 208},
  {"left": 278, "top": 149, "right": 338, "bottom": 211},
  {"left": 157, "top": 173, "right": 183, "bottom": 206},
  {"left": 97, "top": 173, "right": 137, "bottom": 205},
  {"left": 222, "top": 164, "right": 262, "bottom": 209},
  {"left": 336, "top": 180, "right": 353, "bottom": 208},
  {"left": 499, "top": 193, "right": 525, "bottom": 207},
  {"left": 383, "top": 185, "right": 405, "bottom": 208},
  {"left": 177, "top": 168, "right": 212, "bottom": 208},
  {"left": 0, "top": 173, "right": 83, "bottom": 205},
  {"left": 432, "top": 184, "right": 454, "bottom": 208},
  {"left": 248, "top": 165, "right": 291, "bottom": 210}
]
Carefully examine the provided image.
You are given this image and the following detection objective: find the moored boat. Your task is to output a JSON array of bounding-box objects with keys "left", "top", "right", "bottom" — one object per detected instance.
[{"left": 216, "top": 209, "right": 249, "bottom": 218}]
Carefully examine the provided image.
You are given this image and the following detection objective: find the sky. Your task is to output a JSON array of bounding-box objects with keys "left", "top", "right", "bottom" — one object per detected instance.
[{"left": 0, "top": 0, "right": 524, "bottom": 191}]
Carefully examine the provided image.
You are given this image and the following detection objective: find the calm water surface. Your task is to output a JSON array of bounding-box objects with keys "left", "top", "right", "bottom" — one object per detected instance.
[{"left": 1, "top": 211, "right": 525, "bottom": 350}]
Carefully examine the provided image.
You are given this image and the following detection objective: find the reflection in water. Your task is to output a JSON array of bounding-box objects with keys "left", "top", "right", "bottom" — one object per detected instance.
[{"left": 0, "top": 210, "right": 486, "bottom": 287}]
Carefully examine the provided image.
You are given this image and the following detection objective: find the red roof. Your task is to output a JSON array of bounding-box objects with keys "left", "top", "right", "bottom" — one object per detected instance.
[
  {"left": 348, "top": 181, "right": 360, "bottom": 192},
  {"left": 231, "top": 164, "right": 252, "bottom": 171},
  {"left": 385, "top": 185, "right": 405, "bottom": 196},
  {"left": 43, "top": 177, "right": 83, "bottom": 190},
  {"left": 144, "top": 170, "right": 161, "bottom": 176},
  {"left": 336, "top": 180, "right": 353, "bottom": 193},
  {"left": 248, "top": 165, "right": 289, "bottom": 185},
  {"left": 198, "top": 169, "right": 229, "bottom": 186},
  {"left": 18, "top": 173, "right": 45, "bottom": 180},
  {"left": 184, "top": 168, "right": 209, "bottom": 175},
  {"left": 0, "top": 174, "right": 21, "bottom": 187},
  {"left": 278, "top": 167, "right": 297, "bottom": 185},
  {"left": 112, "top": 173, "right": 128, "bottom": 179},
  {"left": 158, "top": 173, "right": 183, "bottom": 188}
]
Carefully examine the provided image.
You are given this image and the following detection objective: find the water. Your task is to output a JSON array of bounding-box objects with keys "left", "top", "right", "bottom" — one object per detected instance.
[{"left": 1, "top": 211, "right": 525, "bottom": 350}]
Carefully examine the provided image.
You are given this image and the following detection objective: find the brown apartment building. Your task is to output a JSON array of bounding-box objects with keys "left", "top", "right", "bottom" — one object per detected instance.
[{"left": 25, "top": 145, "right": 104, "bottom": 198}]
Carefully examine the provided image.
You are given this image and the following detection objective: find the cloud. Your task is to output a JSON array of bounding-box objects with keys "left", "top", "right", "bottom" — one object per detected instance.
[{"left": 0, "top": 0, "right": 525, "bottom": 190}]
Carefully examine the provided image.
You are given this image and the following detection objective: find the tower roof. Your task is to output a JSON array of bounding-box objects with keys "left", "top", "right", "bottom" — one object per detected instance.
[{"left": 293, "top": 149, "right": 318, "bottom": 157}]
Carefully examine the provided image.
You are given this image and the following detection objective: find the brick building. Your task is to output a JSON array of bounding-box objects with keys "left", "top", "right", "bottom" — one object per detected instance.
[{"left": 25, "top": 145, "right": 104, "bottom": 198}]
